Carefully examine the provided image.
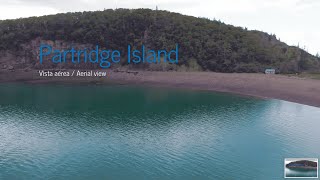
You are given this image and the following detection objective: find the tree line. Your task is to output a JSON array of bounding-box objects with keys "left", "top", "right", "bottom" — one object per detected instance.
[{"left": 0, "top": 8, "right": 319, "bottom": 73}]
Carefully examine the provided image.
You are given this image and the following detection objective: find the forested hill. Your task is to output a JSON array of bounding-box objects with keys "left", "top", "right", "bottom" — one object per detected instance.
[{"left": 0, "top": 8, "right": 319, "bottom": 73}]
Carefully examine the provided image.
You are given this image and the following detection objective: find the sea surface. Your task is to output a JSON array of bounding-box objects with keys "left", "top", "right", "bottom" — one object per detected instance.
[
  {"left": 285, "top": 167, "right": 318, "bottom": 178},
  {"left": 0, "top": 83, "right": 319, "bottom": 179}
]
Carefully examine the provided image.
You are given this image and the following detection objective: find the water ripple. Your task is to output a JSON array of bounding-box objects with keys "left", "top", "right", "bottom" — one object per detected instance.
[{"left": 0, "top": 84, "right": 319, "bottom": 179}]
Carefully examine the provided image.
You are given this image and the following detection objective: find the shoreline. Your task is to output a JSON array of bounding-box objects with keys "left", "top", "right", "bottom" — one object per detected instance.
[{"left": 1, "top": 70, "right": 320, "bottom": 108}]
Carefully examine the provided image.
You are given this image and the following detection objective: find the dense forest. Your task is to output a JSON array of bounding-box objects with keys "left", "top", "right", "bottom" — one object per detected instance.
[{"left": 0, "top": 8, "right": 319, "bottom": 73}]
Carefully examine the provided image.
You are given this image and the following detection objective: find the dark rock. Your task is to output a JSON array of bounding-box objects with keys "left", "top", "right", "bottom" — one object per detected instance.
[{"left": 286, "top": 160, "right": 317, "bottom": 169}]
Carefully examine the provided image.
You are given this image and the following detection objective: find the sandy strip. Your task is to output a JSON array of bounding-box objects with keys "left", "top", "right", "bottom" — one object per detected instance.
[{"left": 1, "top": 70, "right": 320, "bottom": 108}]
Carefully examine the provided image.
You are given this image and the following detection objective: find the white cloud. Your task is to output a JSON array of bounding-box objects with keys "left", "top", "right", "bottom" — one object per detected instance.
[
  {"left": 0, "top": 0, "right": 319, "bottom": 55},
  {"left": 0, "top": 5, "right": 59, "bottom": 20}
]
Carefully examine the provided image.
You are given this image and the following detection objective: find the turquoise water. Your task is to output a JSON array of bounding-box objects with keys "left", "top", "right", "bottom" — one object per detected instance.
[
  {"left": 285, "top": 168, "right": 318, "bottom": 178},
  {"left": 0, "top": 83, "right": 319, "bottom": 179}
]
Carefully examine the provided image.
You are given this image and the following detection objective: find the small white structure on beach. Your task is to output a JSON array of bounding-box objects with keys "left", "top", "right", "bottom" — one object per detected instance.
[{"left": 265, "top": 68, "right": 275, "bottom": 74}]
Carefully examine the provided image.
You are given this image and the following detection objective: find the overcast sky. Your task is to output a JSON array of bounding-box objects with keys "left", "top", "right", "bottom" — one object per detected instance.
[{"left": 0, "top": 0, "right": 319, "bottom": 55}]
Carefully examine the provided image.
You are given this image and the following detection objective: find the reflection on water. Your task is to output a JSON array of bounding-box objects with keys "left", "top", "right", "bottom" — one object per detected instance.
[
  {"left": 0, "top": 83, "right": 320, "bottom": 180},
  {"left": 285, "top": 168, "right": 318, "bottom": 178}
]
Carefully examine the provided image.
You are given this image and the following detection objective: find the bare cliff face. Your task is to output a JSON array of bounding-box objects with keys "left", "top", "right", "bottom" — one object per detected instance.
[{"left": 0, "top": 37, "right": 101, "bottom": 71}]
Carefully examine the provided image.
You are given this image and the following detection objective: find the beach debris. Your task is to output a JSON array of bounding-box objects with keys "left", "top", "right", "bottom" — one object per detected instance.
[{"left": 8, "top": 65, "right": 14, "bottom": 70}]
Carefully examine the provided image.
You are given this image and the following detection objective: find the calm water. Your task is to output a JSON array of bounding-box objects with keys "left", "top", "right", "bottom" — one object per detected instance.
[
  {"left": 285, "top": 168, "right": 318, "bottom": 178},
  {"left": 0, "top": 83, "right": 319, "bottom": 180}
]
